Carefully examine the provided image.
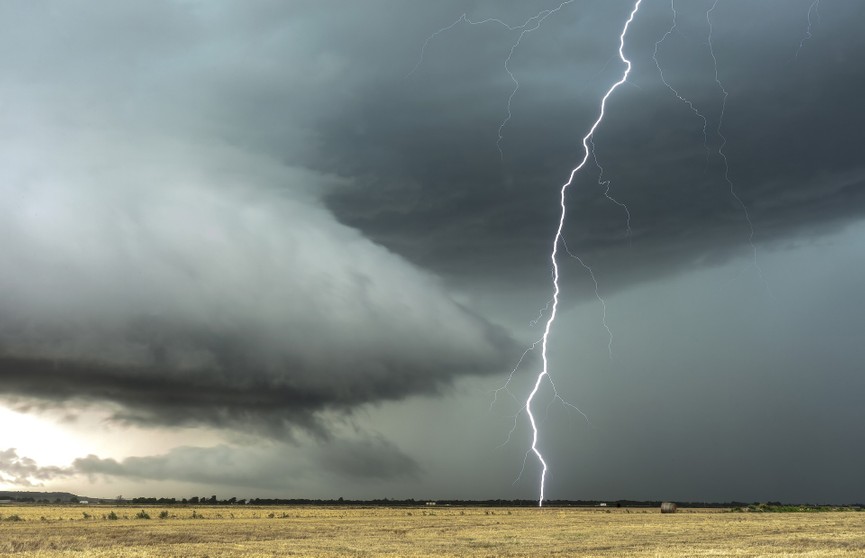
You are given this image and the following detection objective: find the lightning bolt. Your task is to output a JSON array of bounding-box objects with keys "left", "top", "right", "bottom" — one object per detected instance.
[
  {"left": 527, "top": 0, "right": 643, "bottom": 507},
  {"left": 408, "top": 0, "right": 791, "bottom": 509},
  {"left": 489, "top": 339, "right": 542, "bottom": 416},
  {"left": 495, "top": 1, "right": 576, "bottom": 160},
  {"left": 590, "top": 137, "right": 632, "bottom": 243},
  {"left": 408, "top": 2, "right": 577, "bottom": 160},
  {"left": 529, "top": 299, "right": 553, "bottom": 328},
  {"left": 560, "top": 236, "right": 613, "bottom": 360},
  {"left": 796, "top": 0, "right": 821, "bottom": 59},
  {"left": 706, "top": 0, "right": 769, "bottom": 292},
  {"left": 652, "top": 1, "right": 768, "bottom": 291},
  {"left": 653, "top": 0, "right": 710, "bottom": 162},
  {"left": 412, "top": 6, "right": 607, "bottom": 487},
  {"left": 408, "top": 13, "right": 549, "bottom": 78}
]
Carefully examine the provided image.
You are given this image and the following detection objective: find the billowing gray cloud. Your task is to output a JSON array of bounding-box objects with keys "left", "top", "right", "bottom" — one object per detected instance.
[
  {"left": 2, "top": 434, "right": 419, "bottom": 491},
  {"left": 0, "top": 131, "right": 516, "bottom": 433},
  {"left": 0, "top": 1, "right": 518, "bottom": 434},
  {"left": 73, "top": 437, "right": 419, "bottom": 489},
  {"left": 0, "top": 449, "right": 72, "bottom": 487}
]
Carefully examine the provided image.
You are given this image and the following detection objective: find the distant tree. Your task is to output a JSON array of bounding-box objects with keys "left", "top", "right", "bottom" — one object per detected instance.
[
  {"left": 189, "top": 497, "right": 199, "bottom": 504},
  {"left": 208, "top": 495, "right": 217, "bottom": 504}
]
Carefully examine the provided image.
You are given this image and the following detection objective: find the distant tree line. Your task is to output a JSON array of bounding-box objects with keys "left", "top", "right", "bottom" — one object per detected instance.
[
  {"left": 117, "top": 498, "right": 865, "bottom": 509},
  {"left": 3, "top": 492, "right": 863, "bottom": 509},
  {"left": 1, "top": 496, "right": 80, "bottom": 504}
]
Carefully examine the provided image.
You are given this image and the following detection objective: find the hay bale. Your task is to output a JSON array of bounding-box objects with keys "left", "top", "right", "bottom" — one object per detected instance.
[{"left": 660, "top": 502, "right": 677, "bottom": 514}]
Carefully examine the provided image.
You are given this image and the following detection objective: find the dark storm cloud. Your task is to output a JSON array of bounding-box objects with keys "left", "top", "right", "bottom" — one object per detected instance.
[
  {"left": 317, "top": 0, "right": 865, "bottom": 295},
  {"left": 313, "top": 434, "right": 420, "bottom": 481},
  {"left": 1, "top": 0, "right": 863, "bottom": 501},
  {"left": 0, "top": 1, "right": 521, "bottom": 432}
]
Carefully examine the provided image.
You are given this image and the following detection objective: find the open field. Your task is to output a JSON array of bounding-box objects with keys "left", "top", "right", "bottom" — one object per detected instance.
[{"left": 1, "top": 505, "right": 864, "bottom": 557}]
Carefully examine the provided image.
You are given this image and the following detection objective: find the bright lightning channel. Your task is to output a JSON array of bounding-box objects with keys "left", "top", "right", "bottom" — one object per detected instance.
[
  {"left": 410, "top": 5, "right": 611, "bottom": 469},
  {"left": 527, "top": 0, "right": 643, "bottom": 507}
]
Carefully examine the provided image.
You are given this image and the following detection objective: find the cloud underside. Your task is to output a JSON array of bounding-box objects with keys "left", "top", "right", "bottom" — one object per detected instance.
[
  {"left": 2, "top": 439, "right": 420, "bottom": 490},
  {"left": 0, "top": 346, "right": 503, "bottom": 435},
  {"left": 75, "top": 439, "right": 420, "bottom": 488}
]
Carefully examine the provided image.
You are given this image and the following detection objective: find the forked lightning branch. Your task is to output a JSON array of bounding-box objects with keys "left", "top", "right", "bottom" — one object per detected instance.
[{"left": 409, "top": 0, "right": 791, "bottom": 506}]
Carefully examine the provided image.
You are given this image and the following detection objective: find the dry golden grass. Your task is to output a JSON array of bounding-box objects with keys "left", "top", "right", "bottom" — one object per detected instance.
[{"left": 1, "top": 505, "right": 863, "bottom": 557}]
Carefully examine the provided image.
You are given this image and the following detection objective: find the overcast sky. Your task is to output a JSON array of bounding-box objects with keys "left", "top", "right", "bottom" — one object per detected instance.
[{"left": 1, "top": 0, "right": 864, "bottom": 505}]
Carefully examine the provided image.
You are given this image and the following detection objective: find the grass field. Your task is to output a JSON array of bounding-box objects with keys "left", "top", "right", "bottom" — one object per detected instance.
[{"left": 1, "top": 505, "right": 863, "bottom": 557}]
